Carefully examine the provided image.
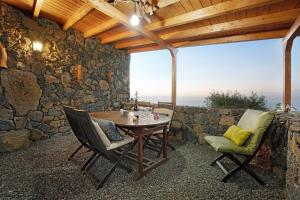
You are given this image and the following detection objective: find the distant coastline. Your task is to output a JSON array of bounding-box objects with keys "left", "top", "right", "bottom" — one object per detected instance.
[{"left": 131, "top": 95, "right": 300, "bottom": 110}]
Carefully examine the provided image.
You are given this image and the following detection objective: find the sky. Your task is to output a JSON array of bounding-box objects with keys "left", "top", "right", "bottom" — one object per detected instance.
[{"left": 130, "top": 38, "right": 300, "bottom": 108}]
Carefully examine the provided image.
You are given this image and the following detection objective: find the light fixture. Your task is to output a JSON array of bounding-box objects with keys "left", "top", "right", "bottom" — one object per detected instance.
[
  {"left": 130, "top": 14, "right": 140, "bottom": 26},
  {"left": 32, "top": 41, "right": 43, "bottom": 52}
]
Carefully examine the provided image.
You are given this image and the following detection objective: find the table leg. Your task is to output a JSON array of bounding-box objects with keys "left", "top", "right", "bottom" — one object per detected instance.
[
  {"left": 163, "top": 125, "right": 167, "bottom": 158},
  {"left": 137, "top": 128, "right": 144, "bottom": 178}
]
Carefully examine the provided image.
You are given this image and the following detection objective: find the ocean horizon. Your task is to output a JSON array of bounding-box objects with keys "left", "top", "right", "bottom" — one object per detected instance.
[{"left": 131, "top": 95, "right": 300, "bottom": 111}]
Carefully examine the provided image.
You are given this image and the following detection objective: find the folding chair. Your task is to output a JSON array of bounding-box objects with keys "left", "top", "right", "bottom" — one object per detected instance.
[
  {"left": 204, "top": 109, "right": 274, "bottom": 185},
  {"left": 144, "top": 102, "right": 176, "bottom": 157},
  {"left": 68, "top": 108, "right": 136, "bottom": 189}
]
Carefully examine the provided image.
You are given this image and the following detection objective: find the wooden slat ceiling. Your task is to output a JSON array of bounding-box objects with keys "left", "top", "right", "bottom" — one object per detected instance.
[{"left": 2, "top": 0, "right": 300, "bottom": 53}]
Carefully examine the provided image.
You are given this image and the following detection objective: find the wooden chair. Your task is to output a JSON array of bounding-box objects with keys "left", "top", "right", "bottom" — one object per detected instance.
[
  {"left": 64, "top": 106, "right": 136, "bottom": 189},
  {"left": 144, "top": 102, "right": 176, "bottom": 157},
  {"left": 205, "top": 109, "right": 274, "bottom": 185}
]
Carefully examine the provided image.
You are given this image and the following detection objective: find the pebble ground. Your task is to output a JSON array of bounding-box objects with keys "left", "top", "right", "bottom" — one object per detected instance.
[{"left": 0, "top": 134, "right": 284, "bottom": 200}]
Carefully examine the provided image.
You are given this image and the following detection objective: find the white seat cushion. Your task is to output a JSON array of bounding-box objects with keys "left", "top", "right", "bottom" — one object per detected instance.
[
  {"left": 92, "top": 120, "right": 111, "bottom": 148},
  {"left": 106, "top": 134, "right": 135, "bottom": 151}
]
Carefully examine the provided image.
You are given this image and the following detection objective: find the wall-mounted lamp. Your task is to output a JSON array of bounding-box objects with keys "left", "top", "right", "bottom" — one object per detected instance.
[{"left": 32, "top": 41, "right": 43, "bottom": 52}]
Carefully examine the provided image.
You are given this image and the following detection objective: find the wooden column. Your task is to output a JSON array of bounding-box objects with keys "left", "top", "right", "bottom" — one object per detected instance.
[
  {"left": 283, "top": 40, "right": 293, "bottom": 111},
  {"left": 170, "top": 49, "right": 178, "bottom": 105}
]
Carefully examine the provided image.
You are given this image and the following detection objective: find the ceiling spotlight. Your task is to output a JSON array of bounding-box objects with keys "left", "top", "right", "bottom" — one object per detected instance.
[{"left": 130, "top": 14, "right": 140, "bottom": 26}]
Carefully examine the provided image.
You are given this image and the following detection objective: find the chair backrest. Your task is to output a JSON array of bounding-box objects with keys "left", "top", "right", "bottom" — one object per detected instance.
[
  {"left": 138, "top": 101, "right": 151, "bottom": 107},
  {"left": 64, "top": 106, "right": 88, "bottom": 145},
  {"left": 153, "top": 102, "right": 175, "bottom": 130},
  {"left": 237, "top": 109, "right": 274, "bottom": 155},
  {"left": 63, "top": 106, "right": 107, "bottom": 153}
]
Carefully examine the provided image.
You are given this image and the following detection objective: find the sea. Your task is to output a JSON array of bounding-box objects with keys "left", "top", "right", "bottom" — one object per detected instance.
[{"left": 132, "top": 95, "right": 300, "bottom": 111}]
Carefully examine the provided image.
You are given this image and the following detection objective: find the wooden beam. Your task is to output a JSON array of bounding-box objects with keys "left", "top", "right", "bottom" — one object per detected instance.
[
  {"left": 101, "top": 0, "right": 283, "bottom": 44},
  {"left": 173, "top": 29, "right": 288, "bottom": 48},
  {"left": 84, "top": 19, "right": 119, "bottom": 38},
  {"left": 63, "top": 4, "right": 93, "bottom": 31},
  {"left": 33, "top": 0, "right": 43, "bottom": 18},
  {"left": 127, "top": 30, "right": 287, "bottom": 53},
  {"left": 128, "top": 45, "right": 163, "bottom": 53},
  {"left": 88, "top": 0, "right": 174, "bottom": 51},
  {"left": 170, "top": 49, "right": 177, "bottom": 105},
  {"left": 116, "top": 9, "right": 300, "bottom": 49},
  {"left": 283, "top": 15, "right": 300, "bottom": 44},
  {"left": 283, "top": 40, "right": 293, "bottom": 112}
]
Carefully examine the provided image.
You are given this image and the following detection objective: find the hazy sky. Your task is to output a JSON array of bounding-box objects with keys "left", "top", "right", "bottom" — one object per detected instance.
[{"left": 130, "top": 38, "right": 300, "bottom": 105}]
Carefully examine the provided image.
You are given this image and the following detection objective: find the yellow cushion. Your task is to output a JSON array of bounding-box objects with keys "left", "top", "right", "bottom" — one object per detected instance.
[{"left": 224, "top": 125, "right": 252, "bottom": 146}]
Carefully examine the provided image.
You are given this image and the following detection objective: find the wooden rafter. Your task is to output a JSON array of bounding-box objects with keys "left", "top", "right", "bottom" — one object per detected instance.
[
  {"left": 84, "top": 18, "right": 119, "bottom": 38},
  {"left": 88, "top": 0, "right": 175, "bottom": 52},
  {"left": 128, "top": 29, "right": 288, "bottom": 53},
  {"left": 101, "top": 0, "right": 283, "bottom": 44},
  {"left": 173, "top": 29, "right": 288, "bottom": 48},
  {"left": 116, "top": 8, "right": 300, "bottom": 49},
  {"left": 63, "top": 4, "right": 93, "bottom": 31},
  {"left": 33, "top": 0, "right": 43, "bottom": 18}
]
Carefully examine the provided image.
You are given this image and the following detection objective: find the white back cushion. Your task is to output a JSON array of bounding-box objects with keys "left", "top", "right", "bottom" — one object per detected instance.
[{"left": 92, "top": 120, "right": 111, "bottom": 148}]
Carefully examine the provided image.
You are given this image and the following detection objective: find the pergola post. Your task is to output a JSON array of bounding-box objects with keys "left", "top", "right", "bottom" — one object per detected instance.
[
  {"left": 282, "top": 15, "right": 300, "bottom": 111},
  {"left": 169, "top": 48, "right": 178, "bottom": 106},
  {"left": 283, "top": 40, "right": 293, "bottom": 111}
]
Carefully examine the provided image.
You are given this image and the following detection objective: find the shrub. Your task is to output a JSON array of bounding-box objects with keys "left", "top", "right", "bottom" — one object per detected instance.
[{"left": 204, "top": 91, "right": 267, "bottom": 110}]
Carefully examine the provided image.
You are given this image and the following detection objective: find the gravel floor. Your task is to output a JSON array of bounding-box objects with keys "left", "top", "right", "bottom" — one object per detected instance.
[{"left": 0, "top": 134, "right": 285, "bottom": 200}]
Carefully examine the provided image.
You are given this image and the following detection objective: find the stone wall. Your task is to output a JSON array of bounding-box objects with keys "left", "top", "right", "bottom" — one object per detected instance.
[
  {"left": 0, "top": 3, "right": 130, "bottom": 152},
  {"left": 282, "top": 112, "right": 300, "bottom": 200},
  {"left": 171, "top": 106, "right": 289, "bottom": 179},
  {"left": 171, "top": 106, "right": 245, "bottom": 144}
]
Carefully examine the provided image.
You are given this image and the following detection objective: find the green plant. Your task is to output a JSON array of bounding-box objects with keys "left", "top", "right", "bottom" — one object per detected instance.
[{"left": 204, "top": 91, "right": 267, "bottom": 110}]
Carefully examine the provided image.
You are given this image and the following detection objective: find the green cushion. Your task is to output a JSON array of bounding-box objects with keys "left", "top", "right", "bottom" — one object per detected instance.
[
  {"left": 237, "top": 109, "right": 274, "bottom": 155},
  {"left": 223, "top": 125, "right": 252, "bottom": 146},
  {"left": 205, "top": 136, "right": 251, "bottom": 155}
]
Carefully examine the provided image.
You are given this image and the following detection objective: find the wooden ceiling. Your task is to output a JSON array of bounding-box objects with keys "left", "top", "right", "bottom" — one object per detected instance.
[{"left": 2, "top": 0, "right": 300, "bottom": 53}]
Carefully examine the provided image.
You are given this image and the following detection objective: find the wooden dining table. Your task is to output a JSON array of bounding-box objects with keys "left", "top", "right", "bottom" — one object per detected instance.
[{"left": 90, "top": 111, "right": 171, "bottom": 179}]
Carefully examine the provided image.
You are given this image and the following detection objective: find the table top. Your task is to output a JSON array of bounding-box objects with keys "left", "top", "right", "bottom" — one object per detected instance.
[{"left": 90, "top": 111, "right": 170, "bottom": 128}]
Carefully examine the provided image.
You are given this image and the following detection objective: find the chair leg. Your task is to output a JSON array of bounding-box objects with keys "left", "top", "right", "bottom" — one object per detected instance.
[
  {"left": 68, "top": 144, "right": 84, "bottom": 160},
  {"left": 84, "top": 153, "right": 101, "bottom": 173},
  {"left": 97, "top": 142, "right": 134, "bottom": 190},
  {"left": 81, "top": 152, "right": 97, "bottom": 171},
  {"left": 211, "top": 154, "right": 226, "bottom": 166},
  {"left": 224, "top": 153, "right": 265, "bottom": 185},
  {"left": 222, "top": 166, "right": 242, "bottom": 182}
]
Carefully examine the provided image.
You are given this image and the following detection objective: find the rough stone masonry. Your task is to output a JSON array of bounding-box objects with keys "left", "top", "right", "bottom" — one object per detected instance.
[{"left": 0, "top": 3, "right": 130, "bottom": 152}]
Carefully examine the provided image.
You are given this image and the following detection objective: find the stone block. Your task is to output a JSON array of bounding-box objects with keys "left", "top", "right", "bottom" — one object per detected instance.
[
  {"left": 29, "top": 129, "right": 48, "bottom": 141},
  {"left": 50, "top": 120, "right": 62, "bottom": 128},
  {"left": 0, "top": 106, "right": 13, "bottom": 120},
  {"left": 43, "top": 115, "right": 54, "bottom": 123},
  {"left": 198, "top": 132, "right": 208, "bottom": 145},
  {"left": 0, "top": 130, "right": 29, "bottom": 152},
  {"left": 191, "top": 124, "right": 203, "bottom": 136},
  {"left": 99, "top": 80, "right": 109, "bottom": 90},
  {"left": 14, "top": 117, "right": 26, "bottom": 129},
  {"left": 1, "top": 70, "right": 42, "bottom": 116},
  {"left": 172, "top": 121, "right": 182, "bottom": 129},
  {"left": 45, "top": 74, "right": 59, "bottom": 83},
  {"left": 83, "top": 95, "right": 96, "bottom": 104},
  {"left": 219, "top": 109, "right": 231, "bottom": 115},
  {"left": 219, "top": 116, "right": 235, "bottom": 126},
  {"left": 27, "top": 110, "right": 43, "bottom": 122},
  {"left": 0, "top": 120, "right": 15, "bottom": 131},
  {"left": 173, "top": 112, "right": 185, "bottom": 121}
]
